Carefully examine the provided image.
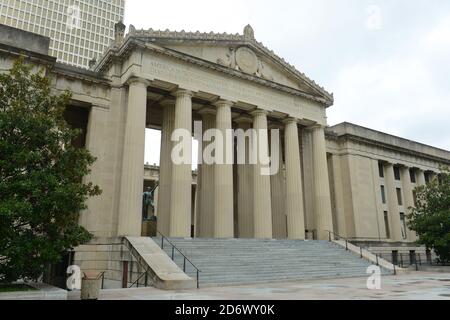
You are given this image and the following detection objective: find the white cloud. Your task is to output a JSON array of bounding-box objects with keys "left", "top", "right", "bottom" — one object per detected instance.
[
  {"left": 125, "top": 0, "right": 450, "bottom": 164},
  {"left": 421, "top": 15, "right": 450, "bottom": 53},
  {"left": 328, "top": 14, "right": 450, "bottom": 149},
  {"left": 366, "top": 5, "right": 383, "bottom": 31}
]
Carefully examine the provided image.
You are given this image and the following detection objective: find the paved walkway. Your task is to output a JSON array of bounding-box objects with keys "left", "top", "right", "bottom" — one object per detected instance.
[{"left": 69, "top": 272, "right": 450, "bottom": 300}]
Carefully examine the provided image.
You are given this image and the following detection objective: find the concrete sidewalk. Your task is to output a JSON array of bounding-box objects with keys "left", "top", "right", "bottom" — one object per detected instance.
[{"left": 68, "top": 272, "right": 450, "bottom": 300}]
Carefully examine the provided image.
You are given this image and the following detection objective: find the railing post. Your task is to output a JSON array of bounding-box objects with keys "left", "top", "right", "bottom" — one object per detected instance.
[
  {"left": 172, "top": 246, "right": 175, "bottom": 260},
  {"left": 122, "top": 261, "right": 129, "bottom": 289},
  {"left": 197, "top": 270, "right": 199, "bottom": 289},
  {"left": 360, "top": 247, "right": 363, "bottom": 258},
  {"left": 183, "top": 257, "right": 186, "bottom": 272},
  {"left": 328, "top": 231, "right": 331, "bottom": 242},
  {"left": 345, "top": 239, "right": 348, "bottom": 251},
  {"left": 145, "top": 271, "right": 148, "bottom": 287},
  {"left": 376, "top": 254, "right": 379, "bottom": 266},
  {"left": 400, "top": 253, "right": 403, "bottom": 268},
  {"left": 415, "top": 256, "right": 419, "bottom": 271},
  {"left": 161, "top": 236, "right": 164, "bottom": 250},
  {"left": 418, "top": 253, "right": 422, "bottom": 266},
  {"left": 393, "top": 263, "right": 396, "bottom": 275},
  {"left": 101, "top": 272, "right": 104, "bottom": 289}
]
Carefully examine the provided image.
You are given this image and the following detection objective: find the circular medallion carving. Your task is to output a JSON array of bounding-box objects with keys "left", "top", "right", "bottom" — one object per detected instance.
[{"left": 235, "top": 47, "right": 258, "bottom": 74}]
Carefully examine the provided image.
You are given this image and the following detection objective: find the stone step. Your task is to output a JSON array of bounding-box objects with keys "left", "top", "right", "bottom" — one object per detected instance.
[{"left": 153, "top": 238, "right": 392, "bottom": 286}]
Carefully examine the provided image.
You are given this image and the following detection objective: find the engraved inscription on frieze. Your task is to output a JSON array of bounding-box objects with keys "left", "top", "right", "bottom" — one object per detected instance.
[{"left": 142, "top": 53, "right": 323, "bottom": 123}]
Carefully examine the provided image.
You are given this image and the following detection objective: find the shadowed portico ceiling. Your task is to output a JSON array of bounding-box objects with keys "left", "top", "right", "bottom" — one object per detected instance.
[{"left": 96, "top": 24, "right": 333, "bottom": 107}]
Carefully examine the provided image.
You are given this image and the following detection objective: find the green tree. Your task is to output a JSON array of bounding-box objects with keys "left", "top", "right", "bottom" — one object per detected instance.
[
  {"left": 0, "top": 59, "right": 101, "bottom": 283},
  {"left": 408, "top": 167, "right": 450, "bottom": 264}
]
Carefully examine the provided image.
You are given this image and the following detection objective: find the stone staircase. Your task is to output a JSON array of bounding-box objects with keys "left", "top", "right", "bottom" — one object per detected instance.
[{"left": 153, "top": 238, "right": 393, "bottom": 287}]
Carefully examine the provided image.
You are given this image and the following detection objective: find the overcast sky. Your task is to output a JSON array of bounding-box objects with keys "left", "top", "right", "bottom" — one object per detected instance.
[{"left": 123, "top": 0, "right": 450, "bottom": 165}]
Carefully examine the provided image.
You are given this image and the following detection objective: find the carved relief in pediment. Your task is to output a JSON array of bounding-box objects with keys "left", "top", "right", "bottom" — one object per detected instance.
[
  {"left": 217, "top": 46, "right": 273, "bottom": 81},
  {"left": 236, "top": 47, "right": 258, "bottom": 74}
]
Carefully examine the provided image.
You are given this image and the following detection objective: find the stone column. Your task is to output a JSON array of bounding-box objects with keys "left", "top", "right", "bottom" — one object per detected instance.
[
  {"left": 400, "top": 166, "right": 417, "bottom": 241},
  {"left": 270, "top": 124, "right": 286, "bottom": 239},
  {"left": 311, "top": 125, "right": 334, "bottom": 240},
  {"left": 251, "top": 110, "right": 273, "bottom": 239},
  {"left": 82, "top": 105, "right": 108, "bottom": 236},
  {"left": 385, "top": 163, "right": 403, "bottom": 241},
  {"left": 117, "top": 78, "right": 149, "bottom": 236},
  {"left": 235, "top": 117, "right": 254, "bottom": 238},
  {"left": 197, "top": 108, "right": 216, "bottom": 238},
  {"left": 213, "top": 100, "right": 234, "bottom": 238},
  {"left": 284, "top": 118, "right": 306, "bottom": 240},
  {"left": 169, "top": 89, "right": 193, "bottom": 237},
  {"left": 417, "top": 169, "right": 426, "bottom": 186},
  {"left": 157, "top": 100, "right": 175, "bottom": 236}
]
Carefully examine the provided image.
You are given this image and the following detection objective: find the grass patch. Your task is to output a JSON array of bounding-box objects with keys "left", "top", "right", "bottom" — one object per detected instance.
[{"left": 0, "top": 284, "right": 37, "bottom": 293}]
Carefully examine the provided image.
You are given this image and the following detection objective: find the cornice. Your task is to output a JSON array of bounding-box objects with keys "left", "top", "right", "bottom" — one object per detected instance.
[
  {"left": 334, "top": 133, "right": 450, "bottom": 165},
  {"left": 126, "top": 26, "right": 333, "bottom": 104},
  {"left": 52, "top": 62, "right": 110, "bottom": 85},
  {"left": 96, "top": 27, "right": 334, "bottom": 106},
  {"left": 97, "top": 38, "right": 330, "bottom": 106}
]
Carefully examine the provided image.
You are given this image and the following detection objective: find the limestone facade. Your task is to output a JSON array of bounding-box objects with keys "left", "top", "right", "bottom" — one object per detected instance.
[
  {"left": 1, "top": 23, "right": 450, "bottom": 269},
  {"left": 325, "top": 122, "right": 450, "bottom": 245}
]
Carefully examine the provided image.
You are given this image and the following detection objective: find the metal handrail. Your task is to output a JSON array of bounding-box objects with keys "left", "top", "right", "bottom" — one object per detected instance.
[
  {"left": 119, "top": 240, "right": 152, "bottom": 289},
  {"left": 326, "top": 230, "right": 397, "bottom": 275},
  {"left": 69, "top": 242, "right": 152, "bottom": 289},
  {"left": 156, "top": 231, "right": 201, "bottom": 289},
  {"left": 347, "top": 236, "right": 391, "bottom": 241}
]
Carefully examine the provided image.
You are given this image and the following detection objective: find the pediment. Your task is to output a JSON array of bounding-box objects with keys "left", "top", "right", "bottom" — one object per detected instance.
[{"left": 125, "top": 25, "right": 333, "bottom": 105}]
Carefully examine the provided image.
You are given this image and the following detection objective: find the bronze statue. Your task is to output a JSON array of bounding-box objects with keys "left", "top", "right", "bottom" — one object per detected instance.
[{"left": 142, "top": 184, "right": 158, "bottom": 221}]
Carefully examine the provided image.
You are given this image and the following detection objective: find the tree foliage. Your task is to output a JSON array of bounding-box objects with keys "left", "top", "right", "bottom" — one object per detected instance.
[
  {"left": 0, "top": 59, "right": 100, "bottom": 283},
  {"left": 408, "top": 167, "right": 450, "bottom": 264}
]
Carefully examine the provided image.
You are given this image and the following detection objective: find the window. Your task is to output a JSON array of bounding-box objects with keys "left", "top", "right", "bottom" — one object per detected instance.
[
  {"left": 394, "top": 166, "right": 401, "bottom": 181},
  {"left": 400, "top": 213, "right": 407, "bottom": 240},
  {"left": 381, "top": 186, "right": 386, "bottom": 204},
  {"left": 409, "top": 251, "right": 416, "bottom": 265},
  {"left": 378, "top": 162, "right": 384, "bottom": 178},
  {"left": 426, "top": 250, "right": 432, "bottom": 264},
  {"left": 396, "top": 188, "right": 403, "bottom": 206},
  {"left": 409, "top": 168, "right": 416, "bottom": 183},
  {"left": 392, "top": 250, "right": 398, "bottom": 265},
  {"left": 425, "top": 172, "right": 432, "bottom": 183},
  {"left": 384, "top": 212, "right": 390, "bottom": 239}
]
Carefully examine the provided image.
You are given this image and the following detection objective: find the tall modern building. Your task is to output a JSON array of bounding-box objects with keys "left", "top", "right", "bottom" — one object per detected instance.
[{"left": 0, "top": 0, "right": 125, "bottom": 68}]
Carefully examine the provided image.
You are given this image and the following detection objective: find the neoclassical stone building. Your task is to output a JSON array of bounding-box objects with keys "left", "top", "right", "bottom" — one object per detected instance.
[{"left": 1, "top": 23, "right": 449, "bottom": 288}]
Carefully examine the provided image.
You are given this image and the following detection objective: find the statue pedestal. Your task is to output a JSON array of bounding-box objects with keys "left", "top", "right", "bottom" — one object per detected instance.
[{"left": 141, "top": 220, "right": 157, "bottom": 237}]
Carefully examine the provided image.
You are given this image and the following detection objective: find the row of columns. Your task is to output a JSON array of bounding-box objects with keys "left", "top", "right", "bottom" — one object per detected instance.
[
  {"left": 116, "top": 79, "right": 334, "bottom": 240},
  {"left": 384, "top": 163, "right": 427, "bottom": 242}
]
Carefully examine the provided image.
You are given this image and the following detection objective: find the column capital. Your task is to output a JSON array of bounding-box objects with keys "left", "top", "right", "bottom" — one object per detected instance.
[
  {"left": 159, "top": 99, "right": 175, "bottom": 107},
  {"left": 268, "top": 122, "right": 283, "bottom": 130},
  {"left": 173, "top": 89, "right": 193, "bottom": 98},
  {"left": 309, "top": 123, "right": 326, "bottom": 131},
  {"left": 198, "top": 107, "right": 216, "bottom": 116},
  {"left": 213, "top": 99, "right": 234, "bottom": 108},
  {"left": 250, "top": 109, "right": 269, "bottom": 118},
  {"left": 282, "top": 117, "right": 299, "bottom": 125},
  {"left": 127, "top": 77, "right": 150, "bottom": 87},
  {"left": 234, "top": 115, "right": 253, "bottom": 124},
  {"left": 90, "top": 104, "right": 109, "bottom": 111}
]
